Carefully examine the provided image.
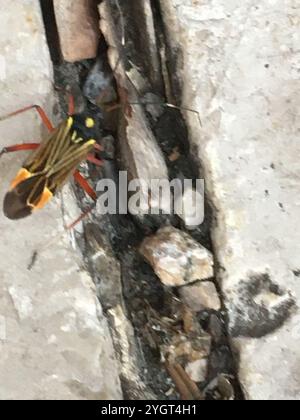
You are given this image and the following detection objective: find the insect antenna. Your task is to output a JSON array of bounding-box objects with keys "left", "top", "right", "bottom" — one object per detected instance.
[{"left": 101, "top": 0, "right": 203, "bottom": 131}]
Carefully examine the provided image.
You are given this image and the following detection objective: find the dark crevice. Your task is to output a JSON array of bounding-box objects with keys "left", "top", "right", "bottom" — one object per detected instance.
[
  {"left": 42, "top": 0, "right": 245, "bottom": 400},
  {"left": 150, "top": 0, "right": 183, "bottom": 102},
  {"left": 39, "top": 0, "right": 62, "bottom": 64}
]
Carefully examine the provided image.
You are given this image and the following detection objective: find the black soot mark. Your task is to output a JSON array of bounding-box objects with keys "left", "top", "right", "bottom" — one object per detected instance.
[{"left": 229, "top": 274, "right": 296, "bottom": 338}]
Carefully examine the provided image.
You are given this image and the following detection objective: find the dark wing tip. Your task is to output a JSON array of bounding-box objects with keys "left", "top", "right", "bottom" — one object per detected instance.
[{"left": 3, "top": 191, "right": 33, "bottom": 220}]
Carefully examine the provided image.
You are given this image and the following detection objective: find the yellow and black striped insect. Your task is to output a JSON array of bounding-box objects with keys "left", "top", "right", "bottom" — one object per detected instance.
[{"left": 0, "top": 100, "right": 102, "bottom": 220}]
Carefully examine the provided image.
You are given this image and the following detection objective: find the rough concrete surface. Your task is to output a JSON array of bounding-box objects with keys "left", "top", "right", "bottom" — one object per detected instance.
[
  {"left": 0, "top": 1, "right": 121, "bottom": 400},
  {"left": 159, "top": 0, "right": 300, "bottom": 399}
]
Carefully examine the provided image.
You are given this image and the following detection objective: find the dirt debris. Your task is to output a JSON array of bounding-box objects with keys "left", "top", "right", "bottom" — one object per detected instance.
[{"left": 180, "top": 281, "right": 221, "bottom": 312}]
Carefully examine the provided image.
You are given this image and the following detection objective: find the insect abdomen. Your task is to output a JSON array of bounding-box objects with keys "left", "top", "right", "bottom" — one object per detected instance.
[{"left": 3, "top": 169, "right": 53, "bottom": 220}]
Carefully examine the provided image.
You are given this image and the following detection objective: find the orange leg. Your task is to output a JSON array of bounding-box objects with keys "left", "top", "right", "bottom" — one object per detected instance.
[
  {"left": 65, "top": 204, "right": 96, "bottom": 231},
  {"left": 73, "top": 170, "right": 97, "bottom": 201},
  {"left": 0, "top": 142, "right": 40, "bottom": 157},
  {"left": 88, "top": 143, "right": 104, "bottom": 165},
  {"left": 104, "top": 102, "right": 122, "bottom": 113},
  {"left": 69, "top": 150, "right": 105, "bottom": 228},
  {"left": 53, "top": 85, "right": 75, "bottom": 116},
  {"left": 93, "top": 143, "right": 103, "bottom": 152},
  {"left": 0, "top": 104, "right": 54, "bottom": 132},
  {"left": 87, "top": 153, "right": 103, "bottom": 166},
  {"left": 68, "top": 94, "right": 75, "bottom": 116},
  {"left": 65, "top": 169, "right": 98, "bottom": 232}
]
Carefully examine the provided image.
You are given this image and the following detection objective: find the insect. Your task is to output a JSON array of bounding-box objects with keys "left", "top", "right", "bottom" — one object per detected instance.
[{"left": 0, "top": 97, "right": 103, "bottom": 220}]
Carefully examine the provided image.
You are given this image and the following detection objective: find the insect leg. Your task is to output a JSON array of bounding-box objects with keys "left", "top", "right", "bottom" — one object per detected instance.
[
  {"left": 53, "top": 84, "right": 76, "bottom": 115},
  {"left": 28, "top": 201, "right": 96, "bottom": 270},
  {"left": 65, "top": 204, "right": 96, "bottom": 231},
  {"left": 104, "top": 102, "right": 121, "bottom": 113},
  {"left": 73, "top": 170, "right": 97, "bottom": 201},
  {"left": 88, "top": 144, "right": 104, "bottom": 165},
  {"left": 0, "top": 143, "right": 40, "bottom": 157},
  {"left": 67, "top": 94, "right": 75, "bottom": 116},
  {"left": 93, "top": 143, "right": 103, "bottom": 152},
  {"left": 64, "top": 171, "right": 98, "bottom": 231},
  {"left": 0, "top": 105, "right": 54, "bottom": 132},
  {"left": 87, "top": 154, "right": 103, "bottom": 166}
]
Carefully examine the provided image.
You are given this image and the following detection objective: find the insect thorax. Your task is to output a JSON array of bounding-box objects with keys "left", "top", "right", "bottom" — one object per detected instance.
[{"left": 69, "top": 114, "right": 97, "bottom": 144}]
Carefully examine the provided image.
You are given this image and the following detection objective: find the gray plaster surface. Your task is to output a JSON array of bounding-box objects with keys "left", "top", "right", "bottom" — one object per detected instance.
[
  {"left": 0, "top": 1, "right": 121, "bottom": 400},
  {"left": 159, "top": 0, "right": 300, "bottom": 399}
]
